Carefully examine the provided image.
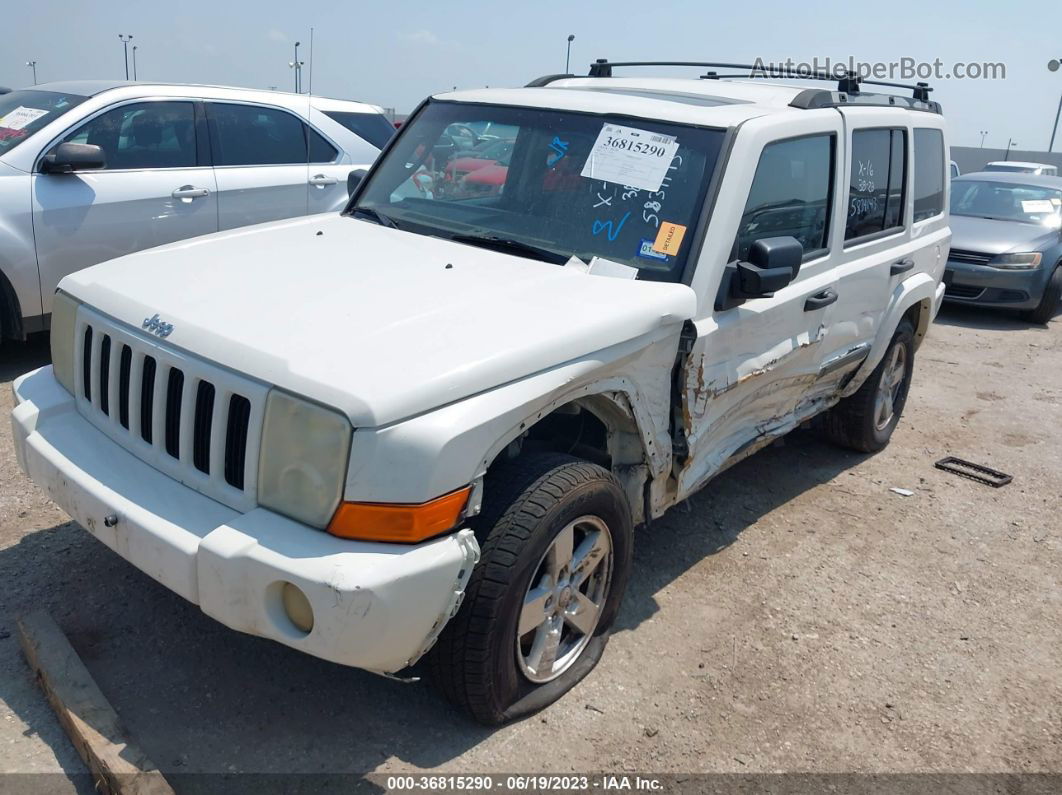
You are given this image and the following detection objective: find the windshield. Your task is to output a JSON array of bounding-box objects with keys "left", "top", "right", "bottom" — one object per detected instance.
[
  {"left": 951, "top": 180, "right": 1062, "bottom": 226},
  {"left": 0, "top": 90, "right": 88, "bottom": 156},
  {"left": 352, "top": 101, "right": 726, "bottom": 280}
]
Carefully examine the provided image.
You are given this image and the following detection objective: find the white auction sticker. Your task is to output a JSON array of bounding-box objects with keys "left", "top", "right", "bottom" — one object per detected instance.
[
  {"left": 0, "top": 106, "right": 49, "bottom": 131},
  {"left": 580, "top": 123, "right": 679, "bottom": 193},
  {"left": 1021, "top": 199, "right": 1056, "bottom": 213}
]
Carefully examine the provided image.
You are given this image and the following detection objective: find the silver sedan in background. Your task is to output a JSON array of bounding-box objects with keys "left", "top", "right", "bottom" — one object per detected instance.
[{"left": 944, "top": 172, "right": 1062, "bottom": 324}]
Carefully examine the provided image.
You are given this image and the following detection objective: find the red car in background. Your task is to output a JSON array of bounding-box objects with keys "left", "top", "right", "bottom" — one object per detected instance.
[
  {"left": 442, "top": 138, "right": 514, "bottom": 196},
  {"left": 460, "top": 161, "right": 509, "bottom": 194}
]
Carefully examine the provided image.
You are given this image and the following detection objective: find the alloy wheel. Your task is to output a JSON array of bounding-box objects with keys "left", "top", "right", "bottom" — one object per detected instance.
[{"left": 516, "top": 515, "right": 614, "bottom": 684}]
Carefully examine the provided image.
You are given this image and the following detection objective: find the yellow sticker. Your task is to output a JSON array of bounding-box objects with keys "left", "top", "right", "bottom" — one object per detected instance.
[{"left": 652, "top": 222, "right": 687, "bottom": 255}]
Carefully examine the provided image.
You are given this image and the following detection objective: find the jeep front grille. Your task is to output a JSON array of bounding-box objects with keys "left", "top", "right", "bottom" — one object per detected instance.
[{"left": 74, "top": 308, "right": 267, "bottom": 512}]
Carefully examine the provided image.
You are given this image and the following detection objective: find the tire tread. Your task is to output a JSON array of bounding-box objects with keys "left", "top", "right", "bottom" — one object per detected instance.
[
  {"left": 430, "top": 453, "right": 621, "bottom": 722},
  {"left": 823, "top": 320, "right": 914, "bottom": 453}
]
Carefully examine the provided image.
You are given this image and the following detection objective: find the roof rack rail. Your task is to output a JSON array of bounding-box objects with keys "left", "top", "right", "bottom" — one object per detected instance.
[{"left": 526, "top": 60, "right": 940, "bottom": 114}]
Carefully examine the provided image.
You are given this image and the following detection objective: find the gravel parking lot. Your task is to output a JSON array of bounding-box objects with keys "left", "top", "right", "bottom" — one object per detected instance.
[{"left": 1, "top": 306, "right": 1059, "bottom": 791}]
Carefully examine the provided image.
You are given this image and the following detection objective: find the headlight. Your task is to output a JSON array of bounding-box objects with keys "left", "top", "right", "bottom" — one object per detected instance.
[
  {"left": 50, "top": 291, "right": 78, "bottom": 394},
  {"left": 257, "top": 391, "right": 352, "bottom": 528},
  {"left": 989, "top": 252, "right": 1042, "bottom": 269}
]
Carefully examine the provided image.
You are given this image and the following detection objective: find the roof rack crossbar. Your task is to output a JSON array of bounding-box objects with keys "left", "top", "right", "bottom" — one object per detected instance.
[{"left": 585, "top": 59, "right": 934, "bottom": 102}]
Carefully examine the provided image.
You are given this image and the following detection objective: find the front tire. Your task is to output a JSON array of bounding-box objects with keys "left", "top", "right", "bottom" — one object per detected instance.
[
  {"left": 429, "top": 453, "right": 633, "bottom": 725},
  {"left": 1024, "top": 266, "right": 1062, "bottom": 325},
  {"left": 823, "top": 320, "right": 915, "bottom": 453}
]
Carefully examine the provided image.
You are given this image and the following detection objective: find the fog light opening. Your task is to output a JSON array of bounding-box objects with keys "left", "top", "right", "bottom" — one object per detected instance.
[{"left": 280, "top": 581, "right": 315, "bottom": 636}]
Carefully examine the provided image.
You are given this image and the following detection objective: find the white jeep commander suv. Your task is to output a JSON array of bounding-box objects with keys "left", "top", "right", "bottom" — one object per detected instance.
[{"left": 12, "top": 61, "right": 950, "bottom": 724}]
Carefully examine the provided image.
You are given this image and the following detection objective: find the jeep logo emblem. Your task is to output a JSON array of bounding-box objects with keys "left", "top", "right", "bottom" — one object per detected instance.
[{"left": 142, "top": 314, "right": 174, "bottom": 338}]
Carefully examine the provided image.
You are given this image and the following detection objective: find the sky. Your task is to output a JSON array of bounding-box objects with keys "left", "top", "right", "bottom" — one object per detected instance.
[{"left": 2, "top": 0, "right": 1060, "bottom": 151}]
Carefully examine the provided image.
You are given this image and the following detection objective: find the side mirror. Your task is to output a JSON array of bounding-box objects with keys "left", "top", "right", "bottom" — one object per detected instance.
[
  {"left": 42, "top": 142, "right": 106, "bottom": 174},
  {"left": 346, "top": 168, "right": 368, "bottom": 198},
  {"left": 738, "top": 236, "right": 803, "bottom": 294},
  {"left": 716, "top": 236, "right": 804, "bottom": 311}
]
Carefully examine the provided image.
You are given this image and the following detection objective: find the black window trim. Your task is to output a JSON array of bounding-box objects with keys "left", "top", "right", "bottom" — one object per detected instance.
[
  {"left": 305, "top": 124, "right": 340, "bottom": 165},
  {"left": 33, "top": 96, "right": 205, "bottom": 174},
  {"left": 843, "top": 125, "right": 909, "bottom": 248},
  {"left": 204, "top": 99, "right": 342, "bottom": 168},
  {"left": 729, "top": 129, "right": 838, "bottom": 266},
  {"left": 912, "top": 126, "right": 946, "bottom": 224},
  {"left": 193, "top": 101, "right": 212, "bottom": 168}
]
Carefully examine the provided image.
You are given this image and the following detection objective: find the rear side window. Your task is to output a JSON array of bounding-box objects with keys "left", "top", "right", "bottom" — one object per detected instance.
[
  {"left": 307, "top": 126, "right": 338, "bottom": 163},
  {"left": 733, "top": 134, "right": 834, "bottom": 262},
  {"left": 56, "top": 101, "right": 196, "bottom": 170},
  {"left": 323, "top": 110, "right": 395, "bottom": 149},
  {"left": 913, "top": 129, "right": 945, "bottom": 222},
  {"left": 845, "top": 128, "right": 906, "bottom": 241},
  {"left": 210, "top": 103, "right": 307, "bottom": 166}
]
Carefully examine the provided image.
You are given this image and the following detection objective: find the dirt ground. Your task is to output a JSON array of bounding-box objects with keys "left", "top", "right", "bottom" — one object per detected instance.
[{"left": 0, "top": 304, "right": 1059, "bottom": 792}]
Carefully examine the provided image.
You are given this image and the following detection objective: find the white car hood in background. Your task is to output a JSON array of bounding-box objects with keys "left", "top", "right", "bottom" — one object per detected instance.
[{"left": 61, "top": 215, "right": 697, "bottom": 427}]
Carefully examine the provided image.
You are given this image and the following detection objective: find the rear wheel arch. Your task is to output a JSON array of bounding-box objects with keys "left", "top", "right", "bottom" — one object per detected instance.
[
  {"left": 824, "top": 318, "right": 916, "bottom": 453},
  {"left": 842, "top": 288, "right": 934, "bottom": 399},
  {"left": 905, "top": 298, "right": 932, "bottom": 351}
]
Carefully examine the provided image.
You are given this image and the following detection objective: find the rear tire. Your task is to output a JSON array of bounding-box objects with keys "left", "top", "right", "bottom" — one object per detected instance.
[
  {"left": 823, "top": 320, "right": 915, "bottom": 453},
  {"left": 429, "top": 453, "right": 633, "bottom": 725},
  {"left": 1024, "top": 266, "right": 1062, "bottom": 325}
]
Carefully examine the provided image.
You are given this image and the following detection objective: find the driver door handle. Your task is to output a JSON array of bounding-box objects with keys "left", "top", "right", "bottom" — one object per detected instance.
[
  {"left": 804, "top": 288, "right": 838, "bottom": 311},
  {"left": 172, "top": 185, "right": 209, "bottom": 200},
  {"left": 309, "top": 173, "right": 338, "bottom": 188},
  {"left": 890, "top": 258, "right": 915, "bottom": 275}
]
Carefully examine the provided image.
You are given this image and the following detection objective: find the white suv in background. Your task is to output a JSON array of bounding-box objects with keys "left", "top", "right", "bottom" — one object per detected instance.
[{"left": 0, "top": 81, "right": 394, "bottom": 343}]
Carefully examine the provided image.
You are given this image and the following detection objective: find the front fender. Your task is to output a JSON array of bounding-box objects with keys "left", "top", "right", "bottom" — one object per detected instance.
[
  {"left": 342, "top": 331, "right": 682, "bottom": 507},
  {"left": 841, "top": 272, "right": 941, "bottom": 398},
  {"left": 0, "top": 165, "right": 40, "bottom": 330}
]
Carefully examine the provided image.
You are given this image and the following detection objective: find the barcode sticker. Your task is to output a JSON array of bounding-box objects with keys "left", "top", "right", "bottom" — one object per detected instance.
[{"left": 581, "top": 123, "right": 679, "bottom": 192}]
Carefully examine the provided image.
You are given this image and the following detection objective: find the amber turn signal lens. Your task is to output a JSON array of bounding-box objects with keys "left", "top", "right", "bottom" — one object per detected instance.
[{"left": 326, "top": 487, "right": 471, "bottom": 543}]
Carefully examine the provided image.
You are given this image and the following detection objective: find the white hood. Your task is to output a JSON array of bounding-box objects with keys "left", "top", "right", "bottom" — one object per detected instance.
[{"left": 60, "top": 214, "right": 697, "bottom": 426}]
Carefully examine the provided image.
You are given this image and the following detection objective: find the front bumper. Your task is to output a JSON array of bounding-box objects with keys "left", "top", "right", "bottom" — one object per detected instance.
[
  {"left": 11, "top": 366, "right": 479, "bottom": 674},
  {"left": 943, "top": 259, "right": 1051, "bottom": 310}
]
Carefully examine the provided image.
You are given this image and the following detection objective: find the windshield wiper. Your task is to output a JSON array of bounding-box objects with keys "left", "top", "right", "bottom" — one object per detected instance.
[
  {"left": 350, "top": 206, "right": 399, "bottom": 229},
  {"left": 448, "top": 233, "right": 569, "bottom": 265}
]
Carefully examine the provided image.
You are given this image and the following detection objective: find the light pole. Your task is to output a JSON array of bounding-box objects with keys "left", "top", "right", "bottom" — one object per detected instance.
[
  {"left": 565, "top": 34, "right": 575, "bottom": 74},
  {"left": 289, "top": 41, "right": 302, "bottom": 93},
  {"left": 25, "top": 60, "right": 37, "bottom": 85},
  {"left": 118, "top": 34, "right": 133, "bottom": 80},
  {"left": 1004, "top": 138, "right": 1017, "bottom": 160},
  {"left": 979, "top": 130, "right": 988, "bottom": 148},
  {"left": 1048, "top": 58, "right": 1062, "bottom": 152},
  {"left": 132, "top": 46, "right": 138, "bottom": 81}
]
